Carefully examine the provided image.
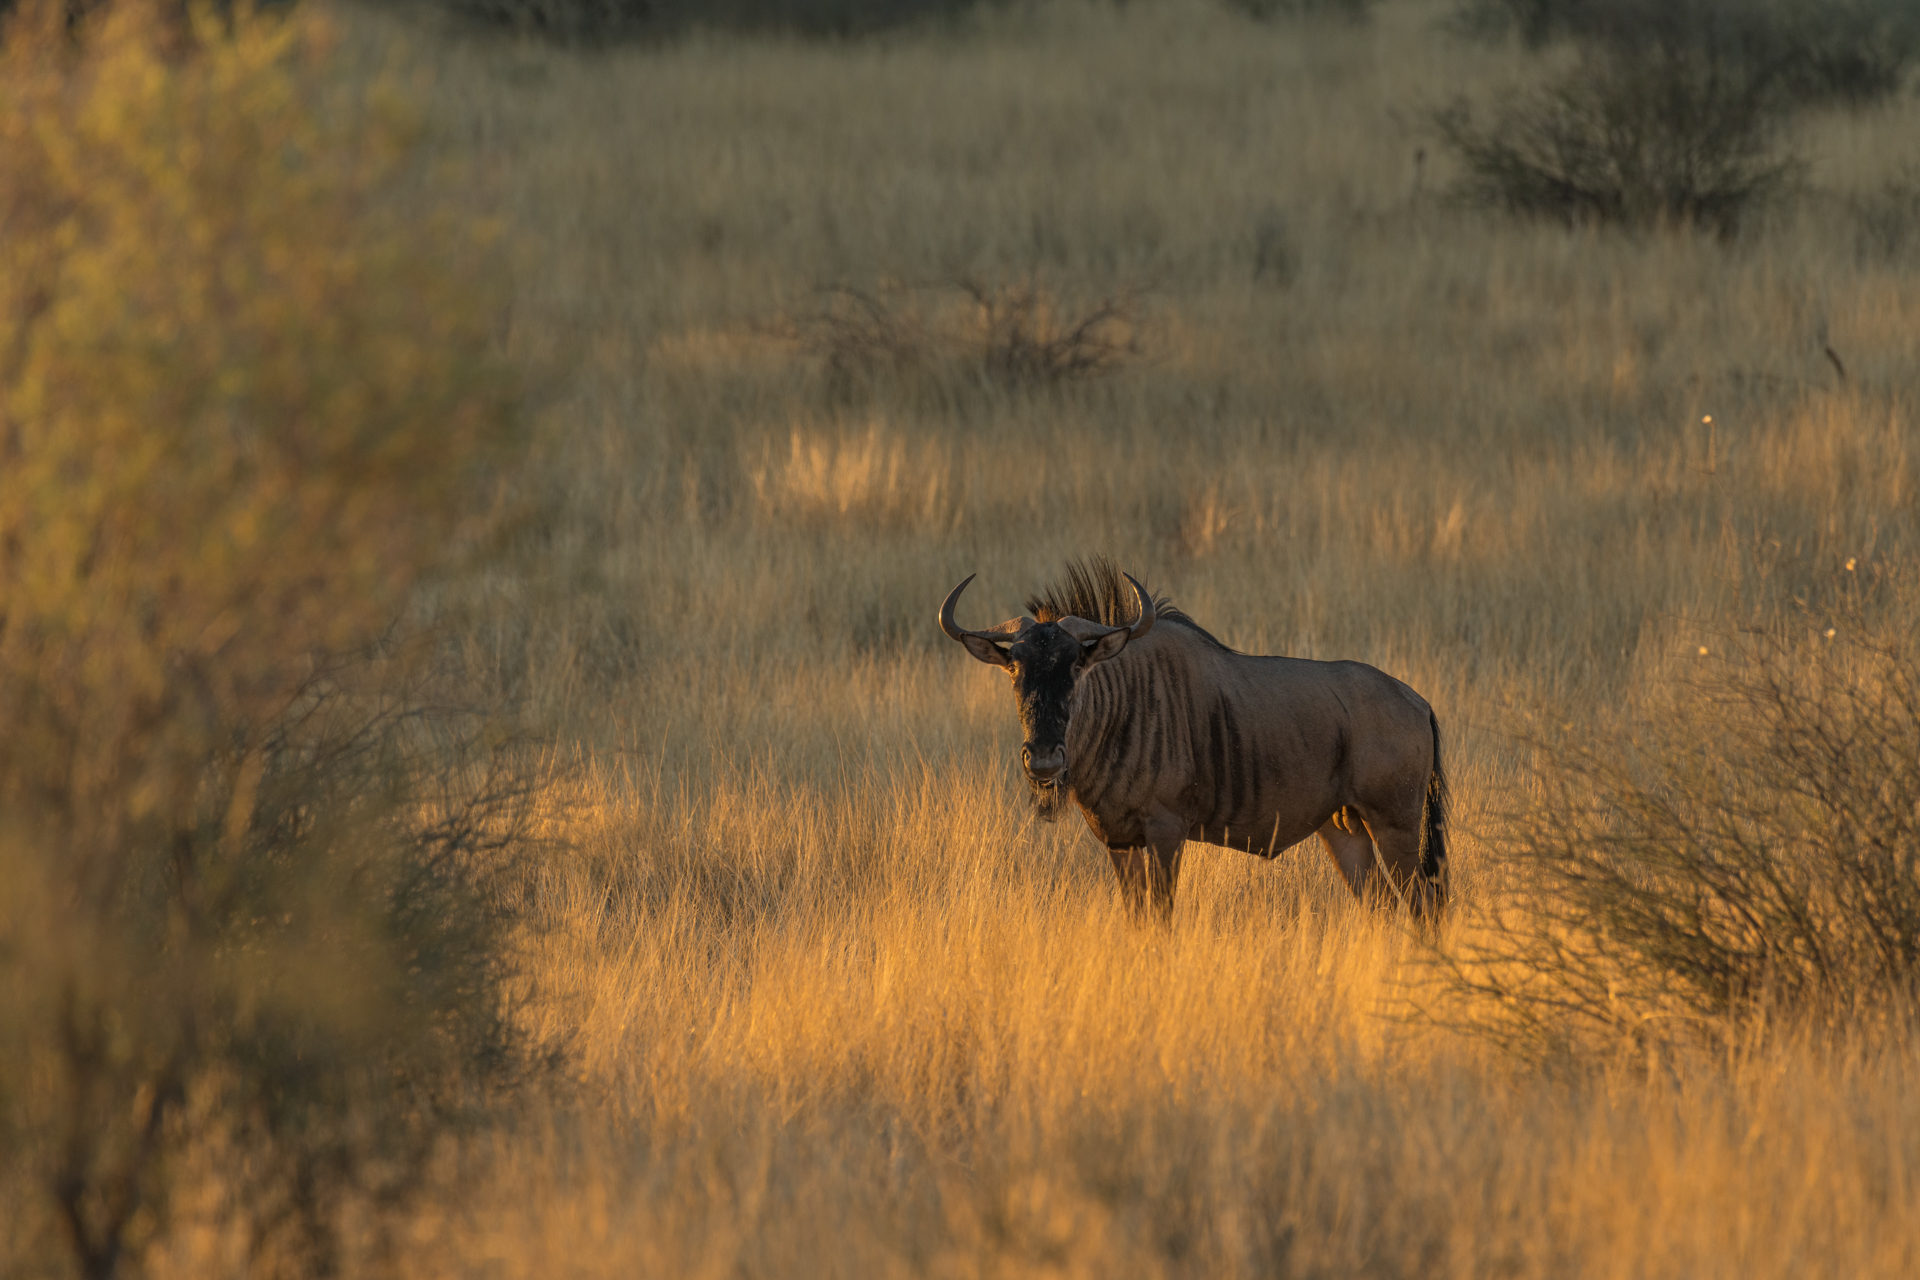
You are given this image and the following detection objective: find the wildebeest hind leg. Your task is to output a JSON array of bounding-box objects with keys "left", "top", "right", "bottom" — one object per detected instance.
[
  {"left": 1318, "top": 818, "right": 1375, "bottom": 900},
  {"left": 1360, "top": 818, "right": 1439, "bottom": 917}
]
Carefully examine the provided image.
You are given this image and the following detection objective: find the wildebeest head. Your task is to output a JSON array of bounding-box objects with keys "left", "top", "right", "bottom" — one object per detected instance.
[{"left": 940, "top": 572, "right": 1154, "bottom": 812}]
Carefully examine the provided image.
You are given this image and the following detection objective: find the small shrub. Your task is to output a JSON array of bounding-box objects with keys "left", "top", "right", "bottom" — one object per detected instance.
[
  {"left": 959, "top": 279, "right": 1139, "bottom": 386},
  {"left": 1436, "top": 589, "right": 1920, "bottom": 1058},
  {"left": 1434, "top": 46, "right": 1801, "bottom": 235},
  {"left": 795, "top": 280, "right": 1140, "bottom": 397},
  {"left": 800, "top": 285, "right": 933, "bottom": 389}
]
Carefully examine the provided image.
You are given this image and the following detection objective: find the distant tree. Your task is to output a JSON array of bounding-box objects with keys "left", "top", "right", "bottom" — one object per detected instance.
[{"left": 1435, "top": 43, "right": 1802, "bottom": 235}]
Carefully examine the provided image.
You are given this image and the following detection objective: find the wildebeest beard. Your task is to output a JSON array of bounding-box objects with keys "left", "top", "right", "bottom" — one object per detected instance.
[{"left": 1029, "top": 771, "right": 1071, "bottom": 822}]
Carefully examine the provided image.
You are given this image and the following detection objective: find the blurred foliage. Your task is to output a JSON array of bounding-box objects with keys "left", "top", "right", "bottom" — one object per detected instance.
[
  {"left": 0, "top": 0, "right": 294, "bottom": 31},
  {"left": 1850, "top": 167, "right": 1920, "bottom": 262},
  {"left": 425, "top": 0, "right": 990, "bottom": 42},
  {"left": 0, "top": 2, "right": 532, "bottom": 1277},
  {"left": 431, "top": 0, "right": 1377, "bottom": 42},
  {"left": 1221, "top": 0, "right": 1373, "bottom": 23},
  {"left": 1436, "top": 579, "right": 1920, "bottom": 1059},
  {"left": 1454, "top": 0, "right": 1920, "bottom": 108}
]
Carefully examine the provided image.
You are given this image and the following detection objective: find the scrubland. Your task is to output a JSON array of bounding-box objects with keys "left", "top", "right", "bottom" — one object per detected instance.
[{"left": 8, "top": 0, "right": 1920, "bottom": 1275}]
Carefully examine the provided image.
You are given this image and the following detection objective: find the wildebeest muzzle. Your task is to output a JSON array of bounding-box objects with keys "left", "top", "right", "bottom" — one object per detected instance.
[{"left": 1022, "top": 741, "right": 1067, "bottom": 783}]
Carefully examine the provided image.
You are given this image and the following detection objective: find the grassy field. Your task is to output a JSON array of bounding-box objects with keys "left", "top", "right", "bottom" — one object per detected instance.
[{"left": 35, "top": 0, "right": 1920, "bottom": 1274}]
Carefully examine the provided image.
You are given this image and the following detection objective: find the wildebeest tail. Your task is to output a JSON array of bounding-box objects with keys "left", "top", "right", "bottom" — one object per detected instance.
[{"left": 1420, "top": 710, "right": 1450, "bottom": 908}]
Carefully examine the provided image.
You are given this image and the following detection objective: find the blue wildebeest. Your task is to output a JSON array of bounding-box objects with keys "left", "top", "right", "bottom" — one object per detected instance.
[{"left": 940, "top": 559, "right": 1448, "bottom": 922}]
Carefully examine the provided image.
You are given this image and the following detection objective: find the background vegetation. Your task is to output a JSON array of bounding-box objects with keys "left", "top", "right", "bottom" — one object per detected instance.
[
  {"left": 417, "top": 0, "right": 990, "bottom": 39},
  {"left": 5, "top": 0, "right": 1920, "bottom": 1275},
  {"left": 1437, "top": 0, "right": 1920, "bottom": 232}
]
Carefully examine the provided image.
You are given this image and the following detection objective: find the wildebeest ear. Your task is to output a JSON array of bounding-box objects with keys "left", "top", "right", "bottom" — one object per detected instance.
[
  {"left": 959, "top": 634, "right": 1013, "bottom": 668},
  {"left": 1080, "top": 628, "right": 1131, "bottom": 668}
]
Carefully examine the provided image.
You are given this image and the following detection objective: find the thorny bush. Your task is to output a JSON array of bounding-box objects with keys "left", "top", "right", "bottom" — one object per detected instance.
[
  {"left": 1436, "top": 578, "right": 1920, "bottom": 1060},
  {"left": 796, "top": 279, "right": 1140, "bottom": 403}
]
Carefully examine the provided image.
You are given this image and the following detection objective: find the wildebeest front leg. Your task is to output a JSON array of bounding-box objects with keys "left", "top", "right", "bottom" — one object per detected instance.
[
  {"left": 1106, "top": 837, "right": 1185, "bottom": 925},
  {"left": 1106, "top": 846, "right": 1152, "bottom": 920}
]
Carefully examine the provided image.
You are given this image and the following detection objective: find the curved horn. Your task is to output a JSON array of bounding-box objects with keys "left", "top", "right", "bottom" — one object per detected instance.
[
  {"left": 1124, "top": 573, "right": 1156, "bottom": 639},
  {"left": 940, "top": 575, "right": 1031, "bottom": 643},
  {"left": 938, "top": 574, "right": 978, "bottom": 642}
]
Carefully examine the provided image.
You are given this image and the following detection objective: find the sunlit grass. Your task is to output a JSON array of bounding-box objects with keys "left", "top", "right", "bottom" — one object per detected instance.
[{"left": 334, "top": 0, "right": 1920, "bottom": 1268}]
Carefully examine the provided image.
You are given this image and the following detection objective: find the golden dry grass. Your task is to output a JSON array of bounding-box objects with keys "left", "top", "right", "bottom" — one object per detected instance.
[{"left": 115, "top": 0, "right": 1920, "bottom": 1274}]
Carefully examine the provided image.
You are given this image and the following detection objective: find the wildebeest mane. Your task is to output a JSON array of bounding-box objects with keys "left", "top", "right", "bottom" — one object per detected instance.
[{"left": 1026, "top": 555, "right": 1234, "bottom": 653}]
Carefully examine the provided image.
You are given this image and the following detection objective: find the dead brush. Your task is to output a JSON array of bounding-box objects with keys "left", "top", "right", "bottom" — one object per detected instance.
[
  {"left": 794, "top": 284, "right": 933, "bottom": 389},
  {"left": 955, "top": 277, "right": 1140, "bottom": 386},
  {"left": 791, "top": 279, "right": 1141, "bottom": 395}
]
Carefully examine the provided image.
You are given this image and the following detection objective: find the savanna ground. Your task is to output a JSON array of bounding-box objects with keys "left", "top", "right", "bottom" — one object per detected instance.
[{"left": 9, "top": 0, "right": 1920, "bottom": 1275}]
